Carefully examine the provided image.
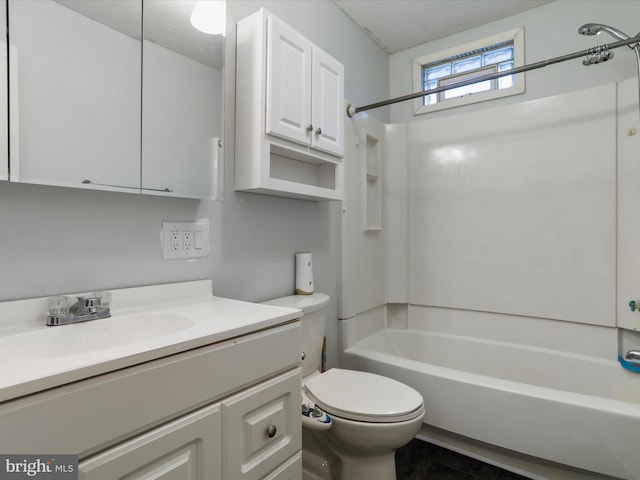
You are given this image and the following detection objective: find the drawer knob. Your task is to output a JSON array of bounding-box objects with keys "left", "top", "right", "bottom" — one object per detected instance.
[{"left": 266, "top": 424, "right": 277, "bottom": 438}]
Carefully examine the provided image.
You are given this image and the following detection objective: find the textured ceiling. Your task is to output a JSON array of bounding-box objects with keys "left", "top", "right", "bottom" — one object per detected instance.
[
  {"left": 332, "top": 0, "right": 554, "bottom": 53},
  {"left": 53, "top": 1, "right": 555, "bottom": 68}
]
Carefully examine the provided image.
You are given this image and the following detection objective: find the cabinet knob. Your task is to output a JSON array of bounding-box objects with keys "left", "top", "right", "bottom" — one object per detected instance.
[
  {"left": 306, "top": 124, "right": 314, "bottom": 133},
  {"left": 266, "top": 425, "right": 277, "bottom": 438},
  {"left": 315, "top": 127, "right": 323, "bottom": 136}
]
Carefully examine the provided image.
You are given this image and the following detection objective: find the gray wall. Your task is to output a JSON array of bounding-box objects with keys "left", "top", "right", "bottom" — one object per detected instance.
[{"left": 0, "top": 0, "right": 389, "bottom": 369}]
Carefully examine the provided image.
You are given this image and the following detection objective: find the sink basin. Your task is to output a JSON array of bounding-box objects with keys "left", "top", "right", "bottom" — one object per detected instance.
[
  {"left": 2, "top": 312, "right": 195, "bottom": 358},
  {"left": 0, "top": 280, "right": 303, "bottom": 403}
]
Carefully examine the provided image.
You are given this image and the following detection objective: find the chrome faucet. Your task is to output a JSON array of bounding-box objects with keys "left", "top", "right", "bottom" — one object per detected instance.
[
  {"left": 625, "top": 350, "right": 640, "bottom": 363},
  {"left": 46, "top": 292, "right": 111, "bottom": 326}
]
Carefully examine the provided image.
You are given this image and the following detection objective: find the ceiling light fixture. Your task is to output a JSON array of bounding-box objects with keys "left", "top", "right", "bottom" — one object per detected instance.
[{"left": 190, "top": 0, "right": 226, "bottom": 36}]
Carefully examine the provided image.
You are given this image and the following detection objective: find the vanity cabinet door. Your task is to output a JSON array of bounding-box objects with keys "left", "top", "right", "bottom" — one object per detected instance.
[
  {"left": 78, "top": 403, "right": 222, "bottom": 480},
  {"left": 222, "top": 368, "right": 301, "bottom": 480},
  {"left": 262, "top": 452, "right": 302, "bottom": 479},
  {"left": 8, "top": 0, "right": 142, "bottom": 192}
]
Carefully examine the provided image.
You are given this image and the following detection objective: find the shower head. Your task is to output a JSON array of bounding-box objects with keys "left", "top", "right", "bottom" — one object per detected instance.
[{"left": 578, "top": 23, "right": 631, "bottom": 42}]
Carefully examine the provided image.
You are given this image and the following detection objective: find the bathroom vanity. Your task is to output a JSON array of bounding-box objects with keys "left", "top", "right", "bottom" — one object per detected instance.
[{"left": 0, "top": 281, "right": 302, "bottom": 479}]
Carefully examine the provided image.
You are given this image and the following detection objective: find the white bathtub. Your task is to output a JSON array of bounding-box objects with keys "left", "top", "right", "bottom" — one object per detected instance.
[{"left": 341, "top": 322, "right": 640, "bottom": 479}]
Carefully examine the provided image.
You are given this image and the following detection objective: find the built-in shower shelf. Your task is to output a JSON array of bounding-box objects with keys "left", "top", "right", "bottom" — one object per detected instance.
[{"left": 363, "top": 128, "right": 382, "bottom": 230}]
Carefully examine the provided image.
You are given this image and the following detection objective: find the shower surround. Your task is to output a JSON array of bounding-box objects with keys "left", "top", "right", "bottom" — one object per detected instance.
[{"left": 341, "top": 79, "right": 640, "bottom": 479}]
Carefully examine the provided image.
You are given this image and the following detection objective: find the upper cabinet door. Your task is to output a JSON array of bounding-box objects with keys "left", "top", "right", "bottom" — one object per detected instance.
[
  {"left": 311, "top": 46, "right": 344, "bottom": 157},
  {"left": 0, "top": 0, "right": 7, "bottom": 182},
  {"left": 266, "top": 16, "right": 313, "bottom": 147},
  {"left": 8, "top": 0, "right": 141, "bottom": 192},
  {"left": 141, "top": 0, "right": 225, "bottom": 199}
]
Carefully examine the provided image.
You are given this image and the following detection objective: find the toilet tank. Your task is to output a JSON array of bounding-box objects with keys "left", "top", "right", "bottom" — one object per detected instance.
[{"left": 263, "top": 293, "right": 330, "bottom": 377}]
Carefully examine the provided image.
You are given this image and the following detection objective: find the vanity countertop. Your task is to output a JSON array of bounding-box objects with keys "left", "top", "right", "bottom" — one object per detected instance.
[{"left": 0, "top": 281, "right": 301, "bottom": 403}]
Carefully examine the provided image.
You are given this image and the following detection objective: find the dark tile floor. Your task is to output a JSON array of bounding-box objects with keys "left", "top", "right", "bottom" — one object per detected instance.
[{"left": 396, "top": 439, "right": 532, "bottom": 480}]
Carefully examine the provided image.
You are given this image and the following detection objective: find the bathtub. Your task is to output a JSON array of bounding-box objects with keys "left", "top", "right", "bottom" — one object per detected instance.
[{"left": 340, "top": 311, "right": 640, "bottom": 480}]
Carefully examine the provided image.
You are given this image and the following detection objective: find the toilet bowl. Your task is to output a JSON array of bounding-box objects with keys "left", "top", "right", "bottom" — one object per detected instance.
[
  {"left": 263, "top": 293, "right": 425, "bottom": 480},
  {"left": 305, "top": 368, "right": 424, "bottom": 479}
]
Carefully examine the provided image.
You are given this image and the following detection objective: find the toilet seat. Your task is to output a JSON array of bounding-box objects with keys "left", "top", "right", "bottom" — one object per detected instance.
[{"left": 304, "top": 368, "right": 424, "bottom": 423}]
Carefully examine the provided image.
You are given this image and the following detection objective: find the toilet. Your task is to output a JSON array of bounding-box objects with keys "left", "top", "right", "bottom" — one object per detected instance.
[{"left": 263, "top": 293, "right": 424, "bottom": 480}]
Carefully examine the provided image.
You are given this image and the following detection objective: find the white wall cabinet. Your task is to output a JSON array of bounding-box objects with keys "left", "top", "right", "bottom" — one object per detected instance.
[
  {"left": 8, "top": 0, "right": 141, "bottom": 192},
  {"left": 141, "top": 2, "right": 224, "bottom": 200},
  {"left": 266, "top": 17, "right": 343, "bottom": 157},
  {"left": 236, "top": 8, "right": 344, "bottom": 201},
  {"left": 6, "top": 0, "right": 223, "bottom": 199},
  {"left": 0, "top": 323, "right": 302, "bottom": 480}
]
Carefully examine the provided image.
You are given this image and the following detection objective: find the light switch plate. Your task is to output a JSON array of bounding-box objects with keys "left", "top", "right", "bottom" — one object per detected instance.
[{"left": 162, "top": 220, "right": 209, "bottom": 260}]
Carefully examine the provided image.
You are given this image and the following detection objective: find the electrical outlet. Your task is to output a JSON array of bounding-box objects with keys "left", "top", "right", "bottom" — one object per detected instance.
[
  {"left": 162, "top": 221, "right": 210, "bottom": 260},
  {"left": 183, "top": 230, "right": 194, "bottom": 253},
  {"left": 171, "top": 231, "right": 181, "bottom": 252}
]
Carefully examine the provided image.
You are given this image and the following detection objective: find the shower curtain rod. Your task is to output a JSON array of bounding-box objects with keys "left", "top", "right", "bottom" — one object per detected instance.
[{"left": 346, "top": 35, "right": 640, "bottom": 117}]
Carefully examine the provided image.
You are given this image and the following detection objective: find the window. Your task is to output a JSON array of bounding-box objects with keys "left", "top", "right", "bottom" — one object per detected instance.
[{"left": 413, "top": 28, "right": 525, "bottom": 115}]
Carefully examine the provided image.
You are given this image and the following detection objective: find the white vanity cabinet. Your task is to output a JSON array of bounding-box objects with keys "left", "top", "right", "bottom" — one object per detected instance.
[
  {"left": 0, "top": 322, "right": 302, "bottom": 480},
  {"left": 79, "top": 369, "right": 301, "bottom": 480},
  {"left": 236, "top": 9, "right": 344, "bottom": 201},
  {"left": 78, "top": 403, "right": 223, "bottom": 479}
]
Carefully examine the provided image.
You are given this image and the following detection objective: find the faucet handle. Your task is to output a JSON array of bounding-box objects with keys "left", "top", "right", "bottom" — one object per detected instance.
[
  {"left": 626, "top": 350, "right": 640, "bottom": 362},
  {"left": 47, "top": 295, "right": 71, "bottom": 316},
  {"left": 91, "top": 291, "right": 111, "bottom": 309},
  {"left": 71, "top": 296, "right": 99, "bottom": 315},
  {"left": 70, "top": 292, "right": 111, "bottom": 315}
]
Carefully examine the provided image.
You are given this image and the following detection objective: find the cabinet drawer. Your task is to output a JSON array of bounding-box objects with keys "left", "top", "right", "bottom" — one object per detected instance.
[
  {"left": 223, "top": 368, "right": 301, "bottom": 480},
  {"left": 79, "top": 403, "right": 222, "bottom": 480}
]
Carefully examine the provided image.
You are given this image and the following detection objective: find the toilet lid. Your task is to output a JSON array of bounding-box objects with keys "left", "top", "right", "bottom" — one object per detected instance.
[
  {"left": 262, "top": 293, "right": 330, "bottom": 314},
  {"left": 304, "top": 368, "right": 424, "bottom": 423}
]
